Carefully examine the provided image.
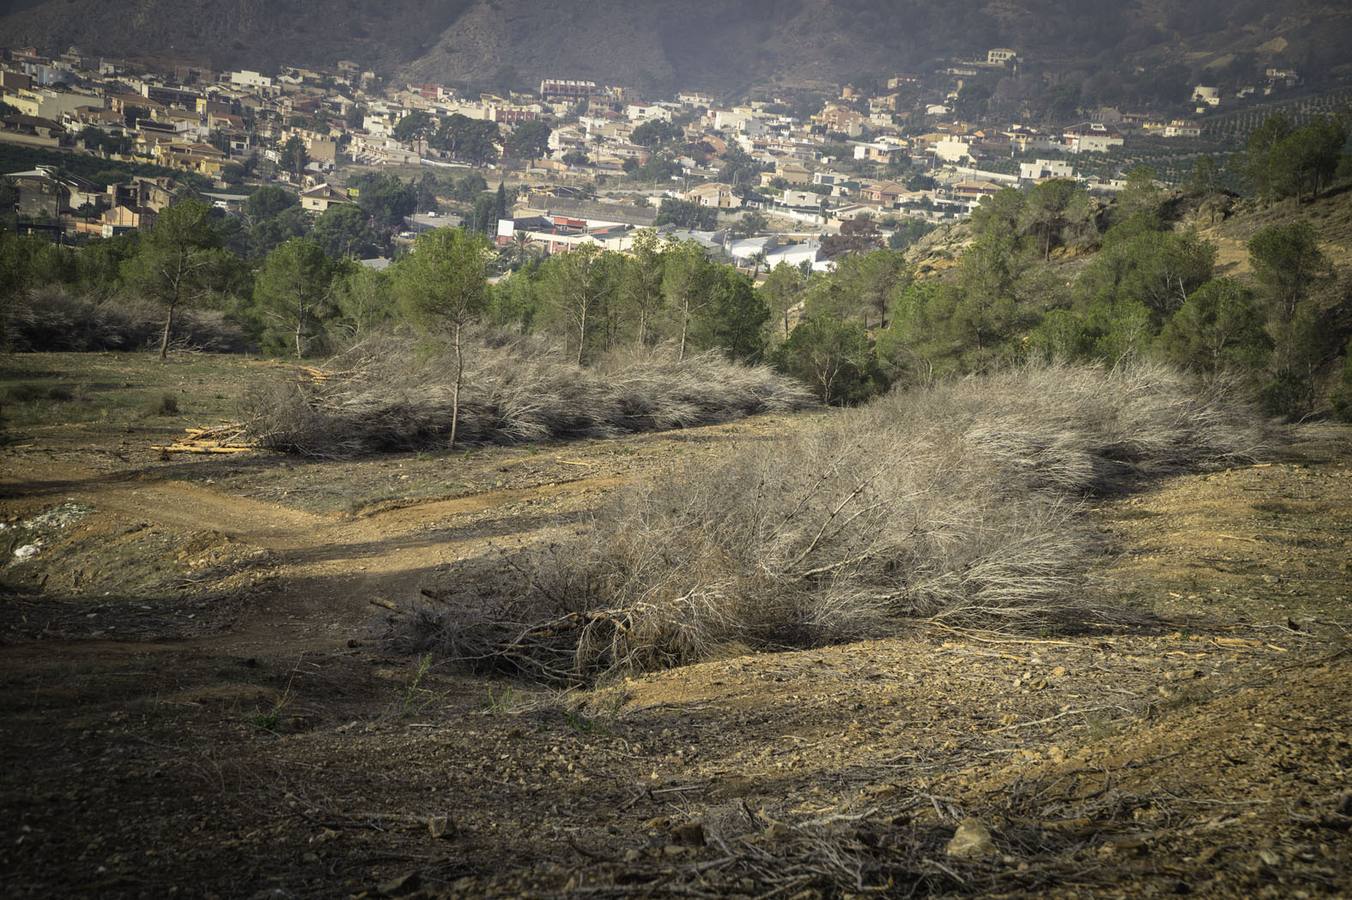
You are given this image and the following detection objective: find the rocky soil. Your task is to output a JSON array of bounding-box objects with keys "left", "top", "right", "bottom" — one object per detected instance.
[{"left": 1, "top": 364, "right": 1349, "bottom": 898}]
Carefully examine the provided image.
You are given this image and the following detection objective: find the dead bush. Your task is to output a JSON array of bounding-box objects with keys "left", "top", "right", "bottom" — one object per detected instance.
[
  {"left": 242, "top": 332, "right": 815, "bottom": 457},
  {"left": 4, "top": 286, "right": 250, "bottom": 353},
  {"left": 396, "top": 361, "right": 1268, "bottom": 683}
]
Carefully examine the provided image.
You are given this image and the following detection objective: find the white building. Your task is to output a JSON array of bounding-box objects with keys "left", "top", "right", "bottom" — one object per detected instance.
[
  {"left": 1019, "top": 159, "right": 1076, "bottom": 181},
  {"left": 1062, "top": 123, "right": 1124, "bottom": 154},
  {"left": 987, "top": 48, "right": 1018, "bottom": 66},
  {"left": 1192, "top": 85, "right": 1221, "bottom": 108},
  {"left": 626, "top": 104, "right": 672, "bottom": 122},
  {"left": 229, "top": 70, "right": 274, "bottom": 91},
  {"left": 932, "top": 138, "right": 972, "bottom": 164},
  {"left": 1164, "top": 120, "right": 1202, "bottom": 139}
]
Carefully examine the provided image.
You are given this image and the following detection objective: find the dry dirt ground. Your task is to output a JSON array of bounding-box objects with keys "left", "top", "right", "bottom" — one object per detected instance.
[{"left": 1, "top": 354, "right": 1350, "bottom": 898}]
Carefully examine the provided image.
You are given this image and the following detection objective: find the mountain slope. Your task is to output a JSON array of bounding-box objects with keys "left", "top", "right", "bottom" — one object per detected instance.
[{"left": 2, "top": 0, "right": 1350, "bottom": 94}]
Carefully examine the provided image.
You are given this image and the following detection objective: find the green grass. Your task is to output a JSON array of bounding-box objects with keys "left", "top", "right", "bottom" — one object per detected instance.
[{"left": 0, "top": 352, "right": 266, "bottom": 440}]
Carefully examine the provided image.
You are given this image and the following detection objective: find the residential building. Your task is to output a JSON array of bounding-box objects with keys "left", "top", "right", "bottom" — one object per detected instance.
[
  {"left": 299, "top": 183, "right": 354, "bottom": 214},
  {"left": 1061, "top": 123, "right": 1124, "bottom": 154},
  {"left": 1164, "top": 120, "right": 1202, "bottom": 139},
  {"left": 1192, "top": 85, "right": 1220, "bottom": 108},
  {"left": 683, "top": 182, "right": 739, "bottom": 209},
  {"left": 1019, "top": 158, "right": 1076, "bottom": 182}
]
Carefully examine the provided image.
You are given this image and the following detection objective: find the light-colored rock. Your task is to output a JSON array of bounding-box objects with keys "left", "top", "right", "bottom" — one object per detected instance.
[{"left": 946, "top": 818, "right": 996, "bottom": 858}]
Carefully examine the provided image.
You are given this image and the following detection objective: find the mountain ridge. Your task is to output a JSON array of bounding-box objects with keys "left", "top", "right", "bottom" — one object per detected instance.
[{"left": 1, "top": 0, "right": 1350, "bottom": 96}]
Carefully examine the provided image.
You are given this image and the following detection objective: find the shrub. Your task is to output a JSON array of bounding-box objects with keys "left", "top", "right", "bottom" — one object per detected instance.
[
  {"left": 3, "top": 285, "right": 250, "bottom": 353},
  {"left": 5, "top": 383, "right": 74, "bottom": 403},
  {"left": 393, "top": 361, "right": 1267, "bottom": 683},
  {"left": 242, "top": 332, "right": 815, "bottom": 457},
  {"left": 148, "top": 393, "right": 180, "bottom": 416}
]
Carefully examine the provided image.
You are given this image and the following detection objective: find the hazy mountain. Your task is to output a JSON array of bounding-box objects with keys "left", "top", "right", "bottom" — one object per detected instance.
[{"left": 2, "top": 0, "right": 1350, "bottom": 95}]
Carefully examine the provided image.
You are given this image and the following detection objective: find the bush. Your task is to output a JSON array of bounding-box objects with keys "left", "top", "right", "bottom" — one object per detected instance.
[
  {"left": 4, "top": 285, "right": 250, "bottom": 353},
  {"left": 148, "top": 393, "right": 180, "bottom": 416},
  {"left": 5, "top": 383, "right": 74, "bottom": 403},
  {"left": 392, "top": 362, "right": 1267, "bottom": 683},
  {"left": 242, "top": 332, "right": 815, "bottom": 457}
]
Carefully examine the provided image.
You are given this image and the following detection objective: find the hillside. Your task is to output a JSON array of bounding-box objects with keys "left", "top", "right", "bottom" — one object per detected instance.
[
  {"left": 2, "top": 352, "right": 1349, "bottom": 896},
  {"left": 3, "top": 0, "right": 1352, "bottom": 94}
]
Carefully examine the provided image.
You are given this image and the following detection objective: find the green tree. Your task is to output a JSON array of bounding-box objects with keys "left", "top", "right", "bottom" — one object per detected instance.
[
  {"left": 487, "top": 263, "right": 540, "bottom": 334},
  {"left": 655, "top": 198, "right": 716, "bottom": 230},
  {"left": 1077, "top": 223, "right": 1216, "bottom": 323},
  {"left": 311, "top": 204, "right": 383, "bottom": 260},
  {"left": 833, "top": 250, "right": 912, "bottom": 328},
  {"left": 692, "top": 269, "right": 770, "bottom": 362},
  {"left": 538, "top": 243, "right": 611, "bottom": 364},
  {"left": 631, "top": 119, "right": 682, "bottom": 148},
  {"left": 392, "top": 111, "right": 436, "bottom": 154},
  {"left": 392, "top": 228, "right": 491, "bottom": 447},
  {"left": 1186, "top": 156, "right": 1221, "bottom": 196},
  {"left": 248, "top": 205, "right": 310, "bottom": 259},
  {"left": 1159, "top": 278, "right": 1269, "bottom": 372},
  {"left": 1248, "top": 221, "right": 1331, "bottom": 415},
  {"left": 351, "top": 173, "right": 417, "bottom": 231},
  {"left": 759, "top": 261, "right": 805, "bottom": 340},
  {"left": 1245, "top": 115, "right": 1348, "bottom": 203},
  {"left": 245, "top": 186, "right": 297, "bottom": 222},
  {"left": 469, "top": 193, "right": 499, "bottom": 235},
  {"left": 280, "top": 135, "right": 309, "bottom": 184},
  {"left": 949, "top": 229, "right": 1026, "bottom": 366},
  {"left": 432, "top": 114, "right": 501, "bottom": 166},
  {"left": 1248, "top": 221, "right": 1327, "bottom": 325},
  {"left": 120, "top": 200, "right": 224, "bottom": 359},
  {"left": 728, "top": 210, "right": 769, "bottom": 240},
  {"left": 416, "top": 172, "right": 441, "bottom": 213},
  {"left": 661, "top": 240, "right": 716, "bottom": 360},
  {"left": 253, "top": 238, "right": 339, "bottom": 358},
  {"left": 619, "top": 230, "right": 666, "bottom": 346},
  {"left": 1331, "top": 338, "right": 1352, "bottom": 422},
  {"left": 1115, "top": 166, "right": 1164, "bottom": 226},
  {"left": 504, "top": 120, "right": 552, "bottom": 162},
  {"left": 775, "top": 316, "right": 878, "bottom": 405},
  {"left": 332, "top": 265, "right": 394, "bottom": 339},
  {"left": 1021, "top": 179, "right": 1090, "bottom": 260}
]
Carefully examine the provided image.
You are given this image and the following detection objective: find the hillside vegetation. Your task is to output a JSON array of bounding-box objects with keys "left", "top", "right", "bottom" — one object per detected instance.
[{"left": 4, "top": 0, "right": 1352, "bottom": 95}]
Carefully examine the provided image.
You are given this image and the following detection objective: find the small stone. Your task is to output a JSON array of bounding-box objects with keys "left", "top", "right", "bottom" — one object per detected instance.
[
  {"left": 378, "top": 871, "right": 422, "bottom": 896},
  {"left": 946, "top": 819, "right": 996, "bottom": 858},
  {"left": 427, "top": 815, "right": 455, "bottom": 839},
  {"left": 670, "top": 821, "right": 706, "bottom": 846},
  {"left": 1050, "top": 666, "right": 1067, "bottom": 678}
]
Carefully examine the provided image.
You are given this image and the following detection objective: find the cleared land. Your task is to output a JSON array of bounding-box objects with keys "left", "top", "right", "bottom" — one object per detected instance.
[{"left": 1, "top": 352, "right": 1349, "bottom": 897}]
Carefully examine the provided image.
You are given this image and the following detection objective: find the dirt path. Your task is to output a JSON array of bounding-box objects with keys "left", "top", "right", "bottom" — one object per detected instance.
[{"left": 2, "top": 421, "right": 1349, "bottom": 898}]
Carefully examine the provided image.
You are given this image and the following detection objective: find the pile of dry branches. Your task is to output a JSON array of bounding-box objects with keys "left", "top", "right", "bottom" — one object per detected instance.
[
  {"left": 242, "top": 333, "right": 814, "bottom": 457},
  {"left": 393, "top": 361, "right": 1268, "bottom": 682}
]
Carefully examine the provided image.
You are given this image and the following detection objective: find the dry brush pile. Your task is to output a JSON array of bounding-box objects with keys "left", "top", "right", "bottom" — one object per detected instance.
[
  {"left": 241, "top": 333, "right": 815, "bottom": 457},
  {"left": 4, "top": 286, "right": 249, "bottom": 353},
  {"left": 394, "top": 361, "right": 1268, "bottom": 683}
]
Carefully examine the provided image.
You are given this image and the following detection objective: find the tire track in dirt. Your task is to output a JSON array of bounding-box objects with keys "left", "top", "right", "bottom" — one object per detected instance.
[{"left": 6, "top": 464, "right": 631, "bottom": 649}]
